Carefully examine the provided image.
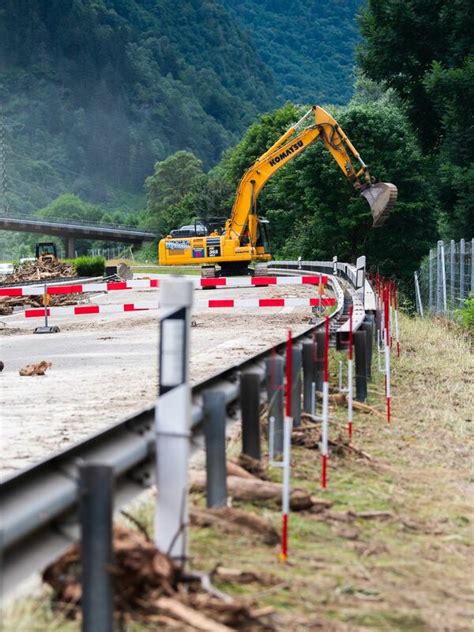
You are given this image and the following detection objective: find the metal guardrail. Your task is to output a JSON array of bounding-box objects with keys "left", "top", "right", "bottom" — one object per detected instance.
[{"left": 0, "top": 262, "right": 370, "bottom": 593}]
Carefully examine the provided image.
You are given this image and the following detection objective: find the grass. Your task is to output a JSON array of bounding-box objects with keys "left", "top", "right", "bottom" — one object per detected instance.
[{"left": 3, "top": 314, "right": 473, "bottom": 630}]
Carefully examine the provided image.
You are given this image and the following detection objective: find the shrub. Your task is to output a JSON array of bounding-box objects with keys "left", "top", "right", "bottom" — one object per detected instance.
[
  {"left": 455, "top": 295, "right": 474, "bottom": 333},
  {"left": 73, "top": 255, "right": 105, "bottom": 277}
]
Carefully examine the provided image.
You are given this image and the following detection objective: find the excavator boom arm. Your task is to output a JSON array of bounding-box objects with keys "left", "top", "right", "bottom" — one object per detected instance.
[{"left": 227, "top": 106, "right": 396, "bottom": 243}]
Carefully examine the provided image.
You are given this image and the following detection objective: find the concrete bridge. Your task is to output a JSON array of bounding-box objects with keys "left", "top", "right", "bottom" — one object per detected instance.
[{"left": 0, "top": 214, "right": 155, "bottom": 257}]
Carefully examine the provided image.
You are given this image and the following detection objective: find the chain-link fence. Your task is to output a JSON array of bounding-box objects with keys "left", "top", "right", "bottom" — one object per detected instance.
[{"left": 414, "top": 238, "right": 473, "bottom": 317}]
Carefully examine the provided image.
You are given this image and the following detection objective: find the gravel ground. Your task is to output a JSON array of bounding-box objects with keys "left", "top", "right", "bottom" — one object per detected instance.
[{"left": 0, "top": 276, "right": 322, "bottom": 478}]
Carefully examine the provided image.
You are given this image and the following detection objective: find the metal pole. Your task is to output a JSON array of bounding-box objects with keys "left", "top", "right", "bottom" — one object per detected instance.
[
  {"left": 450, "top": 239, "right": 455, "bottom": 306},
  {"left": 429, "top": 248, "right": 434, "bottom": 312},
  {"left": 155, "top": 278, "right": 193, "bottom": 563},
  {"left": 315, "top": 331, "right": 325, "bottom": 392},
  {"left": 471, "top": 238, "right": 474, "bottom": 294},
  {"left": 414, "top": 272, "right": 424, "bottom": 317},
  {"left": 440, "top": 241, "right": 447, "bottom": 313},
  {"left": 266, "top": 356, "right": 284, "bottom": 457},
  {"left": 360, "top": 318, "right": 374, "bottom": 381},
  {"left": 203, "top": 390, "right": 227, "bottom": 508},
  {"left": 436, "top": 241, "right": 442, "bottom": 313},
  {"left": 460, "top": 238, "right": 465, "bottom": 304},
  {"left": 291, "top": 343, "right": 302, "bottom": 427},
  {"left": 44, "top": 283, "right": 48, "bottom": 328},
  {"left": 302, "top": 341, "right": 315, "bottom": 413},
  {"left": 240, "top": 372, "right": 261, "bottom": 460},
  {"left": 80, "top": 464, "right": 113, "bottom": 632},
  {"left": 354, "top": 330, "right": 367, "bottom": 402}
]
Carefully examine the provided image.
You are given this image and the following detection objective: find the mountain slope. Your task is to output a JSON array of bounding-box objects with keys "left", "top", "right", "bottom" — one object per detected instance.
[
  {"left": 0, "top": 0, "right": 274, "bottom": 212},
  {"left": 219, "top": 0, "right": 362, "bottom": 105}
]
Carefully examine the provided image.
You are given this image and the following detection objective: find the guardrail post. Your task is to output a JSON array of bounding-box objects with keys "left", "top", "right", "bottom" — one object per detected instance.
[
  {"left": 291, "top": 343, "right": 302, "bottom": 427},
  {"left": 266, "top": 355, "right": 284, "bottom": 457},
  {"left": 315, "top": 331, "right": 325, "bottom": 392},
  {"left": 354, "top": 330, "right": 368, "bottom": 402},
  {"left": 155, "top": 278, "right": 193, "bottom": 564},
  {"left": 240, "top": 372, "right": 261, "bottom": 460},
  {"left": 203, "top": 390, "right": 227, "bottom": 508},
  {"left": 302, "top": 341, "right": 315, "bottom": 413},
  {"left": 79, "top": 464, "right": 113, "bottom": 632},
  {"left": 360, "top": 319, "right": 374, "bottom": 381}
]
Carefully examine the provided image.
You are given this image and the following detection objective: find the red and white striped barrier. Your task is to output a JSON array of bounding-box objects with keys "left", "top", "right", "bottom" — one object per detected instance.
[
  {"left": 23, "top": 297, "right": 336, "bottom": 318},
  {"left": 0, "top": 275, "right": 327, "bottom": 297}
]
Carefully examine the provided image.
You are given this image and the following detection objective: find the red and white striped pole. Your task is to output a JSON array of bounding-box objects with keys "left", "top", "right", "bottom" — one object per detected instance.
[
  {"left": 394, "top": 282, "right": 400, "bottom": 357},
  {"left": 347, "top": 304, "right": 354, "bottom": 441},
  {"left": 384, "top": 286, "right": 391, "bottom": 423},
  {"left": 280, "top": 330, "right": 293, "bottom": 562},
  {"left": 321, "top": 316, "right": 330, "bottom": 488}
]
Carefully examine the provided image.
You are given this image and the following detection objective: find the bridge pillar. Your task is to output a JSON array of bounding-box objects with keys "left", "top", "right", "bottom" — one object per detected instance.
[{"left": 64, "top": 237, "right": 76, "bottom": 259}]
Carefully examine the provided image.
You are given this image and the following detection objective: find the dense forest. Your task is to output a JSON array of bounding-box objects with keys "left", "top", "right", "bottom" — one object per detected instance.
[{"left": 220, "top": 0, "right": 361, "bottom": 105}]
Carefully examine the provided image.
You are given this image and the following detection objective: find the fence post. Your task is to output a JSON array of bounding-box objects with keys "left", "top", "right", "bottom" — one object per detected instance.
[
  {"left": 354, "top": 330, "right": 367, "bottom": 402},
  {"left": 471, "top": 238, "right": 474, "bottom": 294},
  {"left": 460, "top": 238, "right": 465, "bottom": 304},
  {"left": 429, "top": 248, "right": 434, "bottom": 312},
  {"left": 266, "top": 355, "right": 284, "bottom": 457},
  {"left": 450, "top": 240, "right": 455, "bottom": 306},
  {"left": 436, "top": 241, "right": 442, "bottom": 313},
  {"left": 414, "top": 272, "right": 424, "bottom": 317},
  {"left": 440, "top": 241, "right": 447, "bottom": 313},
  {"left": 302, "top": 341, "right": 315, "bottom": 413},
  {"left": 203, "top": 390, "right": 227, "bottom": 508},
  {"left": 240, "top": 372, "right": 261, "bottom": 460},
  {"left": 80, "top": 464, "right": 114, "bottom": 632},
  {"left": 155, "top": 278, "right": 193, "bottom": 564},
  {"left": 291, "top": 343, "right": 302, "bottom": 427}
]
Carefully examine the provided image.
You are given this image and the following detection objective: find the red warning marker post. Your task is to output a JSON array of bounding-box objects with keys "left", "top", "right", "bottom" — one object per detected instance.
[
  {"left": 347, "top": 304, "right": 354, "bottom": 441},
  {"left": 321, "top": 316, "right": 330, "bottom": 488},
  {"left": 279, "top": 330, "right": 293, "bottom": 562},
  {"left": 383, "top": 286, "right": 392, "bottom": 423}
]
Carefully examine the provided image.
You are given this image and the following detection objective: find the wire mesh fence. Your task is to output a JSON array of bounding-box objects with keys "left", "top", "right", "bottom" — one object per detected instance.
[{"left": 414, "top": 238, "right": 473, "bottom": 318}]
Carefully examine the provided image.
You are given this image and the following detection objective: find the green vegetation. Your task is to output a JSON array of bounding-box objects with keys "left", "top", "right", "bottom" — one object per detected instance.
[
  {"left": 358, "top": 0, "right": 473, "bottom": 240},
  {"left": 73, "top": 255, "right": 105, "bottom": 277},
  {"left": 0, "top": 0, "right": 274, "bottom": 214},
  {"left": 220, "top": 0, "right": 362, "bottom": 104},
  {"left": 455, "top": 295, "right": 474, "bottom": 332}
]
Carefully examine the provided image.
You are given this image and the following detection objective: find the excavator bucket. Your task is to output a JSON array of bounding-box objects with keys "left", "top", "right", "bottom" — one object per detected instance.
[{"left": 360, "top": 183, "right": 398, "bottom": 228}]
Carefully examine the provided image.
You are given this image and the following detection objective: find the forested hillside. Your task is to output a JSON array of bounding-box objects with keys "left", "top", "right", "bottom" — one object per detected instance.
[
  {"left": 220, "top": 0, "right": 362, "bottom": 104},
  {"left": 0, "top": 0, "right": 364, "bottom": 220},
  {"left": 0, "top": 0, "right": 275, "bottom": 214}
]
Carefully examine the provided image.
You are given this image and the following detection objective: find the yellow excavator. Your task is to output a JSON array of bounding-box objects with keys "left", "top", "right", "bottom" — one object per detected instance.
[{"left": 159, "top": 106, "right": 397, "bottom": 276}]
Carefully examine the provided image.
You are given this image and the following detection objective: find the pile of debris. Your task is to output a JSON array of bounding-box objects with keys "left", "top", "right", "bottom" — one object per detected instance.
[
  {"left": 44, "top": 525, "right": 276, "bottom": 630},
  {"left": 0, "top": 293, "right": 83, "bottom": 315},
  {"left": 3, "top": 256, "right": 75, "bottom": 285}
]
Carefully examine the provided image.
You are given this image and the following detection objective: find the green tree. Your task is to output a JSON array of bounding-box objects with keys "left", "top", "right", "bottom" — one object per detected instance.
[
  {"left": 358, "top": 0, "right": 473, "bottom": 238},
  {"left": 222, "top": 102, "right": 436, "bottom": 285}
]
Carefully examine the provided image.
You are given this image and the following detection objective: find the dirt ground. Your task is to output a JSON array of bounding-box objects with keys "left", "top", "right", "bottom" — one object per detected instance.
[{"left": 0, "top": 277, "right": 320, "bottom": 478}]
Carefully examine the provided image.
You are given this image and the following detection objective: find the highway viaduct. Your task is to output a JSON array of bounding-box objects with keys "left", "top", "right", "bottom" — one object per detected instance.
[{"left": 0, "top": 214, "right": 155, "bottom": 257}]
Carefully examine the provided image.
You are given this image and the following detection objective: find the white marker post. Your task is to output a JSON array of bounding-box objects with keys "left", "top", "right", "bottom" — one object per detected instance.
[
  {"left": 347, "top": 305, "right": 354, "bottom": 441},
  {"left": 155, "top": 278, "right": 193, "bottom": 566},
  {"left": 383, "top": 286, "right": 391, "bottom": 424},
  {"left": 321, "top": 316, "right": 330, "bottom": 488},
  {"left": 279, "top": 330, "right": 293, "bottom": 562}
]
